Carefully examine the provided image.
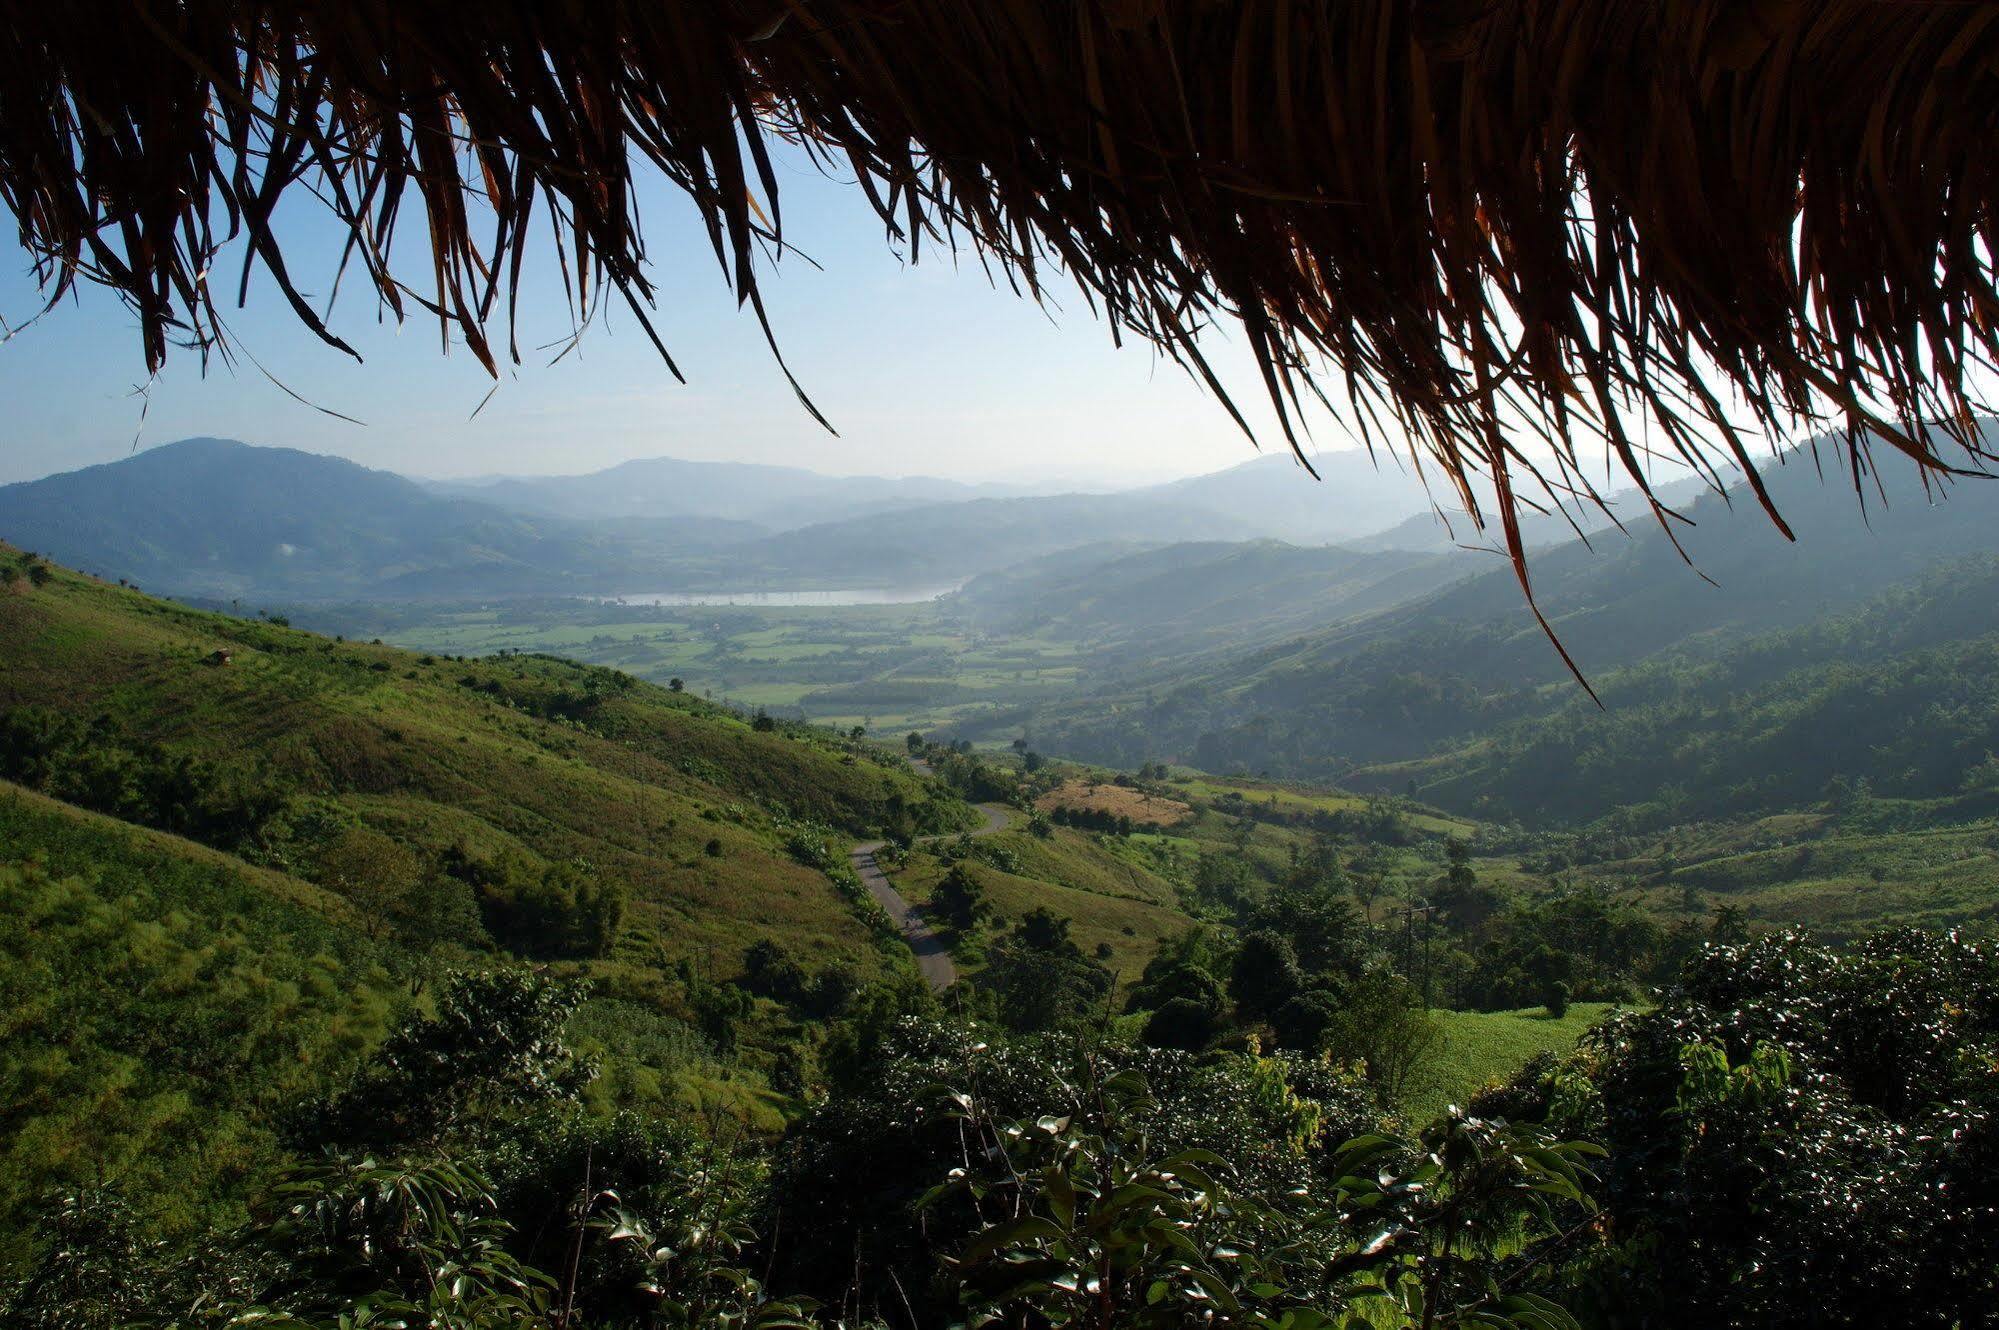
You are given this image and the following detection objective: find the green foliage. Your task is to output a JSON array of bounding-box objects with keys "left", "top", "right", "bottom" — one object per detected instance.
[
  {"left": 974, "top": 909, "right": 1117, "bottom": 1033},
  {"left": 927, "top": 1062, "right": 1599, "bottom": 1329},
  {"left": 932, "top": 861, "right": 991, "bottom": 931},
  {"left": 0, "top": 706, "right": 287, "bottom": 852},
  {"left": 0, "top": 796, "right": 398, "bottom": 1261},
  {"left": 439, "top": 844, "right": 626, "bottom": 959},
  {"left": 1229, "top": 930, "right": 1304, "bottom": 1022},
  {"left": 299, "top": 969, "right": 593, "bottom": 1152},
  {"left": 771, "top": 1020, "right": 1379, "bottom": 1320},
  {"left": 1529, "top": 928, "right": 1999, "bottom": 1328}
]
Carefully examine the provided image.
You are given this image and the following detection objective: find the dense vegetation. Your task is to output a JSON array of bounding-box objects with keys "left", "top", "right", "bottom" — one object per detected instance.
[{"left": 7, "top": 500, "right": 1999, "bottom": 1326}]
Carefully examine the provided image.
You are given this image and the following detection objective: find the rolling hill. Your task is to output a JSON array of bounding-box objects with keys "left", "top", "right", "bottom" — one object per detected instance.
[
  {"left": 0, "top": 439, "right": 1440, "bottom": 601},
  {"left": 0, "top": 437, "right": 746, "bottom": 600},
  {"left": 1012, "top": 431, "right": 1999, "bottom": 803},
  {"left": 429, "top": 455, "right": 1034, "bottom": 530},
  {"left": 0, "top": 540, "right": 976, "bottom": 974}
]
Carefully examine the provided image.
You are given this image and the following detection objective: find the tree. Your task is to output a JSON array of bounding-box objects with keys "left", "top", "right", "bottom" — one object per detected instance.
[
  {"left": 1022, "top": 750, "right": 1046, "bottom": 772},
  {"left": 1142, "top": 997, "right": 1220, "bottom": 1050},
  {"left": 741, "top": 938, "right": 811, "bottom": 1005},
  {"left": 1016, "top": 906, "right": 1073, "bottom": 953},
  {"left": 1542, "top": 977, "right": 1572, "bottom": 1019},
  {"left": 1435, "top": 839, "right": 1501, "bottom": 934},
  {"left": 751, "top": 708, "right": 776, "bottom": 732},
  {"left": 1444, "top": 836, "right": 1476, "bottom": 892},
  {"left": 1272, "top": 989, "right": 1341, "bottom": 1050},
  {"left": 1351, "top": 870, "right": 1383, "bottom": 925},
  {"left": 317, "top": 824, "right": 423, "bottom": 941},
  {"left": 906, "top": 732, "right": 925, "bottom": 753},
  {"left": 1229, "top": 930, "right": 1303, "bottom": 1023},
  {"left": 1251, "top": 880, "right": 1371, "bottom": 980},
  {"left": 932, "top": 862, "right": 990, "bottom": 931},
  {"left": 1324, "top": 971, "right": 1440, "bottom": 1106},
  {"left": 668, "top": 677, "right": 684, "bottom": 692},
  {"left": 300, "top": 969, "right": 593, "bottom": 1150},
  {"left": 977, "top": 909, "right": 1113, "bottom": 1032}
]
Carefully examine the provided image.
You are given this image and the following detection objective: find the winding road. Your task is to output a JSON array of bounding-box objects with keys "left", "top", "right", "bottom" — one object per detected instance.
[{"left": 850, "top": 796, "right": 1011, "bottom": 991}]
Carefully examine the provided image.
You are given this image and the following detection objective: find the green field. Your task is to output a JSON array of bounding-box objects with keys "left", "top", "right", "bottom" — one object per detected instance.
[
  {"left": 295, "top": 599, "right": 1101, "bottom": 734},
  {"left": 1402, "top": 1003, "right": 1621, "bottom": 1126}
]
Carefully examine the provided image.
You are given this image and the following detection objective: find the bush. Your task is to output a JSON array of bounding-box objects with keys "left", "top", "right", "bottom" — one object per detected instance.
[
  {"left": 441, "top": 845, "right": 626, "bottom": 959},
  {"left": 1548, "top": 928, "right": 1999, "bottom": 1329},
  {"left": 1143, "top": 996, "right": 1221, "bottom": 1051}
]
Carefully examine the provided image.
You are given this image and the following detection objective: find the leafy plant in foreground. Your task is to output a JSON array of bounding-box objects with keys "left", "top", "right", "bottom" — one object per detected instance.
[{"left": 926, "top": 1062, "right": 1598, "bottom": 1328}]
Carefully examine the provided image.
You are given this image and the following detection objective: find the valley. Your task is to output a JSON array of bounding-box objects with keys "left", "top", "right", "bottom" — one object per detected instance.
[
  {"left": 6, "top": 434, "right": 1999, "bottom": 1328},
  {"left": 8, "top": 19, "right": 1996, "bottom": 1321}
]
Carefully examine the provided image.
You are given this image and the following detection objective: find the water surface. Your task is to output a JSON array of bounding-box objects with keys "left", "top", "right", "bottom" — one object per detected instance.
[{"left": 601, "top": 586, "right": 959, "bottom": 608}]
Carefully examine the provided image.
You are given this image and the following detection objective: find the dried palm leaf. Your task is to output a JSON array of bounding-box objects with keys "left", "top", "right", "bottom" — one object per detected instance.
[{"left": 3, "top": 1, "right": 1996, "bottom": 650}]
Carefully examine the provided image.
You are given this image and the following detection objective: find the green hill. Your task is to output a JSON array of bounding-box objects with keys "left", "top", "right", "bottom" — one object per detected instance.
[
  {"left": 0, "top": 437, "right": 753, "bottom": 600},
  {"left": 1019, "top": 427, "right": 1999, "bottom": 792},
  {"left": 0, "top": 545, "right": 969, "bottom": 979}
]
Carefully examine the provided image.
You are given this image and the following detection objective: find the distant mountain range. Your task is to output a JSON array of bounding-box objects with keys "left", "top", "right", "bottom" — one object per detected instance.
[
  {"left": 949, "top": 539, "right": 1472, "bottom": 667},
  {"left": 425, "top": 456, "right": 1037, "bottom": 530},
  {"left": 1006, "top": 427, "right": 1999, "bottom": 781},
  {"left": 0, "top": 438, "right": 1440, "bottom": 600},
  {"left": 0, "top": 438, "right": 719, "bottom": 600}
]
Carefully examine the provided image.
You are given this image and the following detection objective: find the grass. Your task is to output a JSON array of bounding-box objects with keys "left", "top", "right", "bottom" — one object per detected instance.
[
  {"left": 1400, "top": 1003, "right": 1621, "bottom": 1127},
  {"left": 1171, "top": 775, "right": 1479, "bottom": 837},
  {"left": 1036, "top": 779, "right": 1192, "bottom": 827},
  {"left": 893, "top": 830, "right": 1195, "bottom": 989},
  {"left": 0, "top": 557, "right": 969, "bottom": 983},
  {"left": 0, "top": 788, "right": 402, "bottom": 1259}
]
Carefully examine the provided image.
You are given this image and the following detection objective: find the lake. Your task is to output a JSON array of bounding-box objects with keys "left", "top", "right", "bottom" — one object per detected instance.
[{"left": 599, "top": 585, "right": 961, "bottom": 608}]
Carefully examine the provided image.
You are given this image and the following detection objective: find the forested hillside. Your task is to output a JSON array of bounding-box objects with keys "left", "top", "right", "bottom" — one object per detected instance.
[
  {"left": 9, "top": 540, "right": 1999, "bottom": 1328},
  {"left": 1351, "top": 557, "right": 1999, "bottom": 825},
  {"left": 1021, "top": 433, "right": 1999, "bottom": 810},
  {"left": 951, "top": 539, "right": 1468, "bottom": 665}
]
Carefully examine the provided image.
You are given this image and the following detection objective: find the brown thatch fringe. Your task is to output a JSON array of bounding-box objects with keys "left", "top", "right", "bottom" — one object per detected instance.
[{"left": 3, "top": 2, "right": 1995, "bottom": 582}]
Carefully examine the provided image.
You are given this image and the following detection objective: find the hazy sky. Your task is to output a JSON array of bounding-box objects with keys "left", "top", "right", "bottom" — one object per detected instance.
[{"left": 0, "top": 144, "right": 1329, "bottom": 488}]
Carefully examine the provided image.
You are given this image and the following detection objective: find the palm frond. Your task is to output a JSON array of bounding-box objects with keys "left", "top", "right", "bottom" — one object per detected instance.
[{"left": 4, "top": 1, "right": 1995, "bottom": 587}]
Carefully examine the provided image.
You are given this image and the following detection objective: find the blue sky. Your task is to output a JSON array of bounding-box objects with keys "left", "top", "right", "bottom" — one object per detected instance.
[{"left": 0, "top": 144, "right": 1321, "bottom": 488}]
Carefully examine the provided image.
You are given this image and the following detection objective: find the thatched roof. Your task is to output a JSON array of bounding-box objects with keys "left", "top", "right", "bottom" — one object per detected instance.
[{"left": 5, "top": 2, "right": 1997, "bottom": 621}]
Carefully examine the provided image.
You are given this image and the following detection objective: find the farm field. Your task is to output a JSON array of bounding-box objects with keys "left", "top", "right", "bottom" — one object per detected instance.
[{"left": 292, "top": 598, "right": 1093, "bottom": 735}]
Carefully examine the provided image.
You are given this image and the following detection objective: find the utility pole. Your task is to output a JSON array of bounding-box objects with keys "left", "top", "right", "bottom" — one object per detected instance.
[{"left": 1395, "top": 900, "right": 1439, "bottom": 1010}]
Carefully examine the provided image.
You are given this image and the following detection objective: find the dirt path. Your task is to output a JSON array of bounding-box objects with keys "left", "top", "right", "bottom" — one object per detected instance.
[{"left": 850, "top": 771, "right": 1012, "bottom": 991}]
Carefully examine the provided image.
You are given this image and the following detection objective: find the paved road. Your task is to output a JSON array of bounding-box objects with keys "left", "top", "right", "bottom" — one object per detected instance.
[{"left": 850, "top": 797, "right": 1011, "bottom": 991}]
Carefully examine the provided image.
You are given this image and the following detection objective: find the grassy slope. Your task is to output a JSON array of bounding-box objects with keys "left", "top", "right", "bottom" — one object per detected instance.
[
  {"left": 0, "top": 558, "right": 969, "bottom": 980},
  {"left": 892, "top": 827, "right": 1194, "bottom": 988},
  {"left": 0, "top": 786, "right": 401, "bottom": 1259},
  {"left": 1402, "top": 1003, "right": 1620, "bottom": 1126}
]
